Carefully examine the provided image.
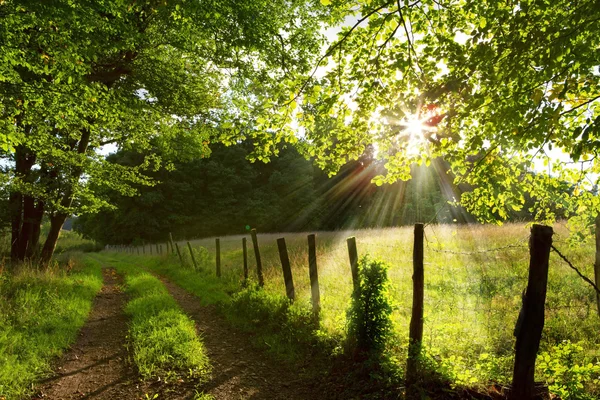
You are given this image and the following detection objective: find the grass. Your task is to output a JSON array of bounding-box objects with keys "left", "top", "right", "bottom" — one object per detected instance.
[
  {"left": 0, "top": 255, "right": 103, "bottom": 399},
  {"left": 91, "top": 253, "right": 211, "bottom": 382},
  {"left": 108, "top": 222, "right": 600, "bottom": 398}
]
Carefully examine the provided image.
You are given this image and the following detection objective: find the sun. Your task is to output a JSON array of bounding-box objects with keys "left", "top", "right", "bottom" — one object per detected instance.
[{"left": 403, "top": 114, "right": 426, "bottom": 139}]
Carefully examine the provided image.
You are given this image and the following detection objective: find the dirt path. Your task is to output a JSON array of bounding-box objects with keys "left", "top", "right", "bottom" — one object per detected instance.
[
  {"left": 159, "top": 278, "right": 323, "bottom": 400},
  {"left": 33, "top": 268, "right": 141, "bottom": 400}
]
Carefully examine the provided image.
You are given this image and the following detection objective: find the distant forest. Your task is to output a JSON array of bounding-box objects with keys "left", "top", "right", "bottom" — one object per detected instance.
[{"left": 73, "top": 143, "right": 481, "bottom": 245}]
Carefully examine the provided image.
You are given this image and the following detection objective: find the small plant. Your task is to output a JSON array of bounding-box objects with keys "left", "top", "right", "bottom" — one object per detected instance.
[
  {"left": 347, "top": 255, "right": 393, "bottom": 358},
  {"left": 538, "top": 340, "right": 600, "bottom": 400}
]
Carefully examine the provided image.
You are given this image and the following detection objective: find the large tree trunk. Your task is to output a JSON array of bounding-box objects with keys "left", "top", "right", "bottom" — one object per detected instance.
[
  {"left": 26, "top": 200, "right": 45, "bottom": 259},
  {"left": 39, "top": 213, "right": 68, "bottom": 267},
  {"left": 39, "top": 128, "right": 91, "bottom": 268},
  {"left": 9, "top": 191, "right": 22, "bottom": 263},
  {"left": 16, "top": 195, "right": 35, "bottom": 260}
]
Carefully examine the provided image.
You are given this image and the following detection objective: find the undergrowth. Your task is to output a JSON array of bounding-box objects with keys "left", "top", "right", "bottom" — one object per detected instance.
[{"left": 0, "top": 256, "right": 103, "bottom": 399}]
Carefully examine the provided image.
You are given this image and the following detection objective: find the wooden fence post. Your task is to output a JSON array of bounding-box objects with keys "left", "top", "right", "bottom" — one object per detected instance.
[
  {"left": 407, "top": 223, "right": 424, "bottom": 384},
  {"left": 175, "top": 243, "right": 184, "bottom": 267},
  {"left": 308, "top": 234, "right": 320, "bottom": 314},
  {"left": 187, "top": 242, "right": 198, "bottom": 270},
  {"left": 251, "top": 229, "right": 264, "bottom": 287},
  {"left": 169, "top": 233, "right": 175, "bottom": 255},
  {"left": 242, "top": 237, "right": 248, "bottom": 283},
  {"left": 277, "top": 238, "right": 295, "bottom": 301},
  {"left": 347, "top": 236, "right": 359, "bottom": 292},
  {"left": 595, "top": 215, "right": 600, "bottom": 317},
  {"left": 216, "top": 238, "right": 221, "bottom": 277},
  {"left": 510, "top": 224, "right": 553, "bottom": 400}
]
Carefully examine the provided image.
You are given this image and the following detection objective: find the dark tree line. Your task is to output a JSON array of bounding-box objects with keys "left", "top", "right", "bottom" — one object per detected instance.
[{"left": 73, "top": 143, "right": 475, "bottom": 245}]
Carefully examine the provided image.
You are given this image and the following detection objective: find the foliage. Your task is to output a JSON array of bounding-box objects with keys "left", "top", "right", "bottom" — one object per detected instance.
[
  {"left": 0, "top": 0, "right": 328, "bottom": 264},
  {"left": 97, "top": 255, "right": 210, "bottom": 380},
  {"left": 0, "top": 256, "right": 103, "bottom": 399},
  {"left": 538, "top": 341, "right": 600, "bottom": 400},
  {"left": 248, "top": 0, "right": 600, "bottom": 228},
  {"left": 347, "top": 255, "right": 394, "bottom": 357}
]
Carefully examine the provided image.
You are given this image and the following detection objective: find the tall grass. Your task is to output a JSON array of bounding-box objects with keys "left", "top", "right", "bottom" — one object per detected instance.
[
  {"left": 0, "top": 256, "right": 103, "bottom": 399},
  {"left": 117, "top": 223, "right": 600, "bottom": 397}
]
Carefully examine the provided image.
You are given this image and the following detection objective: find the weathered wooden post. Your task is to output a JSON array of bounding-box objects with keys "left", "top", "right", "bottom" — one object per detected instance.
[
  {"left": 242, "top": 237, "right": 249, "bottom": 283},
  {"left": 169, "top": 233, "right": 175, "bottom": 255},
  {"left": 510, "top": 224, "right": 553, "bottom": 400},
  {"left": 595, "top": 215, "right": 600, "bottom": 317},
  {"left": 277, "top": 238, "right": 295, "bottom": 301},
  {"left": 251, "top": 229, "right": 264, "bottom": 287},
  {"left": 187, "top": 242, "right": 198, "bottom": 270},
  {"left": 346, "top": 236, "right": 359, "bottom": 292},
  {"left": 308, "top": 234, "right": 320, "bottom": 314},
  {"left": 216, "top": 238, "right": 221, "bottom": 277},
  {"left": 407, "top": 223, "right": 424, "bottom": 384},
  {"left": 175, "top": 243, "right": 184, "bottom": 267}
]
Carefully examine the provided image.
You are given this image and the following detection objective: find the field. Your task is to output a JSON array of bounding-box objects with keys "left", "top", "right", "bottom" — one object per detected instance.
[{"left": 164, "top": 222, "right": 600, "bottom": 396}]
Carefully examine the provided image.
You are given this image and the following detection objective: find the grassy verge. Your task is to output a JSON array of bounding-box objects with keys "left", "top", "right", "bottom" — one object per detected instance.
[
  {"left": 91, "top": 254, "right": 210, "bottom": 382},
  {"left": 0, "top": 256, "right": 103, "bottom": 399}
]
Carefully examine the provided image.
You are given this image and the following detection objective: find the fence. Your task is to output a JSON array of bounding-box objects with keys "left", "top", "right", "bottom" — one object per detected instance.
[{"left": 106, "top": 224, "right": 600, "bottom": 399}]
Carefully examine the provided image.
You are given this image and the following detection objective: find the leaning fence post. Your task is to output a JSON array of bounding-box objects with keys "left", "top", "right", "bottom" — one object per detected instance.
[
  {"left": 347, "top": 236, "right": 359, "bottom": 292},
  {"left": 216, "top": 238, "right": 221, "bottom": 278},
  {"left": 308, "top": 234, "right": 320, "bottom": 314},
  {"left": 175, "top": 243, "right": 184, "bottom": 267},
  {"left": 277, "top": 238, "right": 295, "bottom": 301},
  {"left": 187, "top": 242, "right": 198, "bottom": 270},
  {"left": 169, "top": 233, "right": 175, "bottom": 255},
  {"left": 510, "top": 224, "right": 553, "bottom": 400},
  {"left": 242, "top": 237, "right": 248, "bottom": 283},
  {"left": 251, "top": 229, "right": 264, "bottom": 287},
  {"left": 407, "top": 223, "right": 425, "bottom": 385}
]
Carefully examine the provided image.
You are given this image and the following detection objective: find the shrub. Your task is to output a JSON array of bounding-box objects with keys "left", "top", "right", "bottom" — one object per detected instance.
[{"left": 347, "top": 255, "right": 393, "bottom": 358}]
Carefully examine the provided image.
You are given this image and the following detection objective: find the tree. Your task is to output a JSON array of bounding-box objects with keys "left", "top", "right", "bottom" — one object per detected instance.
[
  {"left": 252, "top": 0, "right": 599, "bottom": 229},
  {"left": 1, "top": 0, "right": 326, "bottom": 266}
]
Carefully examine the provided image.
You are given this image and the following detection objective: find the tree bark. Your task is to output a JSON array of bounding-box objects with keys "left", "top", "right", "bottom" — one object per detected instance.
[
  {"left": 26, "top": 199, "right": 45, "bottom": 259},
  {"left": 9, "top": 191, "right": 22, "bottom": 263}
]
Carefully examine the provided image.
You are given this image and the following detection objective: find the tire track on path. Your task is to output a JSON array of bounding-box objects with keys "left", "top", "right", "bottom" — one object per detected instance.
[
  {"left": 158, "top": 276, "right": 321, "bottom": 400},
  {"left": 33, "top": 267, "right": 141, "bottom": 400}
]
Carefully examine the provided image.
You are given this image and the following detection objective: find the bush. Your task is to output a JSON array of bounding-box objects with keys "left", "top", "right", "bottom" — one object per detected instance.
[
  {"left": 538, "top": 340, "right": 600, "bottom": 400},
  {"left": 347, "top": 255, "right": 393, "bottom": 358}
]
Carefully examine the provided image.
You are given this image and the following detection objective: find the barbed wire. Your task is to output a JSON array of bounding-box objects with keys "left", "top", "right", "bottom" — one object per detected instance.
[{"left": 551, "top": 244, "right": 600, "bottom": 295}]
